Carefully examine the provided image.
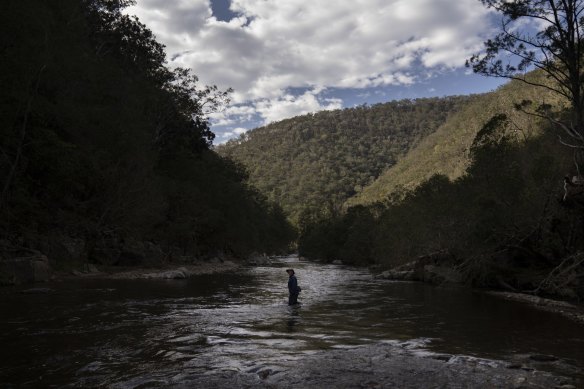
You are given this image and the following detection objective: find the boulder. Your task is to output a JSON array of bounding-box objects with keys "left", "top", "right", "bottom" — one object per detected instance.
[{"left": 376, "top": 270, "right": 417, "bottom": 281}]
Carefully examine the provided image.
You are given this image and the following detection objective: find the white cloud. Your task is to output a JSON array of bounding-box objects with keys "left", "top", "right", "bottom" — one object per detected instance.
[
  {"left": 215, "top": 126, "right": 250, "bottom": 145},
  {"left": 220, "top": 126, "right": 248, "bottom": 137},
  {"left": 208, "top": 104, "right": 257, "bottom": 126},
  {"left": 127, "top": 0, "right": 493, "bottom": 129},
  {"left": 255, "top": 89, "right": 342, "bottom": 123}
]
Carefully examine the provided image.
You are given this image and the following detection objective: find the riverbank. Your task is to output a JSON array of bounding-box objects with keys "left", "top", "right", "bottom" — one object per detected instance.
[
  {"left": 373, "top": 254, "right": 584, "bottom": 324},
  {"left": 51, "top": 260, "right": 243, "bottom": 281},
  {"left": 1, "top": 251, "right": 281, "bottom": 285},
  {"left": 54, "top": 253, "right": 280, "bottom": 280},
  {"left": 377, "top": 269, "right": 584, "bottom": 325}
]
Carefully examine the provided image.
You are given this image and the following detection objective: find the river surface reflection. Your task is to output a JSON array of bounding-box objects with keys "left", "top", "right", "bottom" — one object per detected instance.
[{"left": 0, "top": 256, "right": 583, "bottom": 387}]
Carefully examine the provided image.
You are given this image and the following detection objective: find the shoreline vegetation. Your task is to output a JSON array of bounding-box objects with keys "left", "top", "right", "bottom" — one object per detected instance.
[{"left": 0, "top": 0, "right": 296, "bottom": 286}]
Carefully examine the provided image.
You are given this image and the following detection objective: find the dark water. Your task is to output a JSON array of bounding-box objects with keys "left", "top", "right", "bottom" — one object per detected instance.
[{"left": 0, "top": 256, "right": 583, "bottom": 387}]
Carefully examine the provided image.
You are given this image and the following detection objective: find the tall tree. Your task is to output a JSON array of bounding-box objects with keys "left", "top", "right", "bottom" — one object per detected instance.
[
  {"left": 467, "top": 0, "right": 584, "bottom": 151},
  {"left": 0, "top": 0, "right": 294, "bottom": 263}
]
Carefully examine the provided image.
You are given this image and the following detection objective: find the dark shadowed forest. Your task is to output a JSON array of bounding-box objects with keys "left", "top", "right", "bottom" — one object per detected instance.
[{"left": 0, "top": 0, "right": 295, "bottom": 278}]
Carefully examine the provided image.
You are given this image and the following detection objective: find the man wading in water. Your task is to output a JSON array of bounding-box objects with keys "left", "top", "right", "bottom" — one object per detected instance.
[{"left": 286, "top": 269, "right": 301, "bottom": 305}]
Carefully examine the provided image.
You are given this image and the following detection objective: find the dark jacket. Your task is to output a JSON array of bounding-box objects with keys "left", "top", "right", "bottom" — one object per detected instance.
[{"left": 288, "top": 274, "right": 300, "bottom": 294}]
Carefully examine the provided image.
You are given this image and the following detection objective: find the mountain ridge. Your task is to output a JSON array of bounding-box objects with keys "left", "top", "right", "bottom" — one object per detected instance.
[
  {"left": 348, "top": 72, "right": 566, "bottom": 206},
  {"left": 217, "top": 95, "right": 477, "bottom": 223}
]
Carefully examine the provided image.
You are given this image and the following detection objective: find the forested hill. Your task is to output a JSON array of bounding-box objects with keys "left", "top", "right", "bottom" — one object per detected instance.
[
  {"left": 217, "top": 96, "right": 476, "bottom": 224},
  {"left": 348, "top": 71, "right": 566, "bottom": 206},
  {"left": 0, "top": 0, "right": 294, "bottom": 271}
]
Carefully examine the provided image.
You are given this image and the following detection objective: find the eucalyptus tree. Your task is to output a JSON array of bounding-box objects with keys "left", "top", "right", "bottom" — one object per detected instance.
[{"left": 467, "top": 0, "right": 584, "bottom": 152}]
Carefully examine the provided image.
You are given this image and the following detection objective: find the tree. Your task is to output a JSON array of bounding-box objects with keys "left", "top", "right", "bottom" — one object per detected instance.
[
  {"left": 467, "top": 0, "right": 584, "bottom": 152},
  {"left": 0, "top": 0, "right": 294, "bottom": 264}
]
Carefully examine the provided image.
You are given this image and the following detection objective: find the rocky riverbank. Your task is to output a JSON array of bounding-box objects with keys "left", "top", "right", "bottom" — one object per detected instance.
[
  {"left": 51, "top": 261, "right": 241, "bottom": 281},
  {"left": 374, "top": 253, "right": 584, "bottom": 324},
  {"left": 165, "top": 341, "right": 578, "bottom": 388},
  {"left": 0, "top": 231, "right": 283, "bottom": 286},
  {"left": 374, "top": 251, "right": 463, "bottom": 285},
  {"left": 54, "top": 253, "right": 279, "bottom": 281},
  {"left": 0, "top": 256, "right": 245, "bottom": 284},
  {"left": 0, "top": 232, "right": 282, "bottom": 285}
]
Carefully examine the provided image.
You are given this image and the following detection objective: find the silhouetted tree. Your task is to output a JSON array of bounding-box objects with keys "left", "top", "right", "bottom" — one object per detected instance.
[{"left": 467, "top": 0, "right": 584, "bottom": 150}]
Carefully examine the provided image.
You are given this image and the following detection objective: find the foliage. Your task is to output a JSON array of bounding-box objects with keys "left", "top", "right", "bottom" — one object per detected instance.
[
  {"left": 467, "top": 0, "right": 584, "bottom": 149},
  {"left": 218, "top": 97, "right": 474, "bottom": 224},
  {"left": 299, "top": 117, "right": 578, "bottom": 287},
  {"left": 349, "top": 71, "right": 564, "bottom": 206},
  {"left": 0, "top": 0, "right": 294, "bottom": 262}
]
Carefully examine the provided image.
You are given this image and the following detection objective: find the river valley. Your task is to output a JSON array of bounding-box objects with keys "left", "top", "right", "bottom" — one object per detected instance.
[{"left": 0, "top": 256, "right": 583, "bottom": 388}]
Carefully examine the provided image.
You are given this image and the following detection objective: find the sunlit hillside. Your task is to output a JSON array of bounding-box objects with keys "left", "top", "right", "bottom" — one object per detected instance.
[
  {"left": 217, "top": 96, "right": 476, "bottom": 224},
  {"left": 349, "top": 72, "right": 567, "bottom": 206}
]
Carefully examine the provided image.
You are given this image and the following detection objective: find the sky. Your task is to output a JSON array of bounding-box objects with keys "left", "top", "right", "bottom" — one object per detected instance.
[{"left": 126, "top": 0, "right": 507, "bottom": 144}]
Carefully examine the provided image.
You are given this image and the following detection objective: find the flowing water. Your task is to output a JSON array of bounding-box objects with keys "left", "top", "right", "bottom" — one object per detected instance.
[{"left": 0, "top": 256, "right": 583, "bottom": 387}]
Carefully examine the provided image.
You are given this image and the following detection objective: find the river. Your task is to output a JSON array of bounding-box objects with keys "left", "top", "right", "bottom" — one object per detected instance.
[{"left": 0, "top": 255, "right": 583, "bottom": 387}]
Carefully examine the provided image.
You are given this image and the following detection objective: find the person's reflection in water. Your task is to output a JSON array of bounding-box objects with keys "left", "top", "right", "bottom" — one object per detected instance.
[{"left": 287, "top": 306, "right": 300, "bottom": 332}]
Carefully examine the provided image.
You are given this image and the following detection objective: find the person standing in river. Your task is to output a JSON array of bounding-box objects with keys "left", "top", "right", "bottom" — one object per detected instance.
[{"left": 286, "top": 269, "right": 301, "bottom": 305}]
